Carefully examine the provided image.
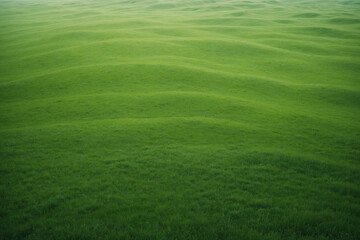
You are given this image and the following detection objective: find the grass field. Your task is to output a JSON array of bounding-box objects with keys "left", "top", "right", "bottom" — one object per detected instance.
[{"left": 0, "top": 0, "right": 359, "bottom": 239}]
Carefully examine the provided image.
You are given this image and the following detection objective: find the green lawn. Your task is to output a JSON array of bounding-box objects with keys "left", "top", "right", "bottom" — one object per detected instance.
[{"left": 0, "top": 0, "right": 359, "bottom": 239}]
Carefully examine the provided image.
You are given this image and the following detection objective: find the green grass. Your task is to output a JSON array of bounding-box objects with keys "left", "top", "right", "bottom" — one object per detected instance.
[{"left": 0, "top": 0, "right": 359, "bottom": 239}]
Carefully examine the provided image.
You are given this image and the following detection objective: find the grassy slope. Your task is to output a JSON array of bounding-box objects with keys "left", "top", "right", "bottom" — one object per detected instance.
[{"left": 0, "top": 0, "right": 359, "bottom": 239}]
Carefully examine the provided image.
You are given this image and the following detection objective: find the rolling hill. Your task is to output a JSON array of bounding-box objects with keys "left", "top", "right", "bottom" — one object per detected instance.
[{"left": 0, "top": 0, "right": 359, "bottom": 239}]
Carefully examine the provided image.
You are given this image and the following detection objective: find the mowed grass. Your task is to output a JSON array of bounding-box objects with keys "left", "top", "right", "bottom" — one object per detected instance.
[{"left": 0, "top": 0, "right": 359, "bottom": 239}]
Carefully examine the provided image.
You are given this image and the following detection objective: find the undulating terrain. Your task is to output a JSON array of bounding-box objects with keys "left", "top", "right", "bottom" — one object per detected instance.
[{"left": 0, "top": 0, "right": 359, "bottom": 239}]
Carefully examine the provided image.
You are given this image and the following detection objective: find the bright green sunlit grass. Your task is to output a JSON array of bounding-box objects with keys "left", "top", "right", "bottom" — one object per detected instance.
[{"left": 0, "top": 0, "right": 359, "bottom": 239}]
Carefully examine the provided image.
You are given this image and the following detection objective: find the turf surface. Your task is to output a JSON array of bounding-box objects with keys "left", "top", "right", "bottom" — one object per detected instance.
[{"left": 0, "top": 0, "right": 360, "bottom": 239}]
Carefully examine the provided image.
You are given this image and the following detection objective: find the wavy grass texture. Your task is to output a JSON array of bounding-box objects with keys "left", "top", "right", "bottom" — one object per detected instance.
[{"left": 0, "top": 0, "right": 359, "bottom": 239}]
